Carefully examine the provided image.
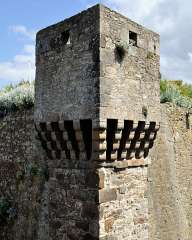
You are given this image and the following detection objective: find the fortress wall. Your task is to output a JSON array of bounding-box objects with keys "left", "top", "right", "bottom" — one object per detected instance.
[
  {"left": 98, "top": 167, "right": 148, "bottom": 239},
  {"left": 0, "top": 109, "right": 34, "bottom": 163},
  {"left": 149, "top": 104, "right": 192, "bottom": 240},
  {"left": 0, "top": 105, "right": 191, "bottom": 239},
  {"left": 0, "top": 109, "right": 48, "bottom": 240}
]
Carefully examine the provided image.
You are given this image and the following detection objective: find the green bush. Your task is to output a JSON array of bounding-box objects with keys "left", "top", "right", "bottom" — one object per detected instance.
[
  {"left": 0, "top": 78, "right": 191, "bottom": 115},
  {"left": 160, "top": 79, "right": 192, "bottom": 109},
  {"left": 0, "top": 81, "right": 34, "bottom": 116}
]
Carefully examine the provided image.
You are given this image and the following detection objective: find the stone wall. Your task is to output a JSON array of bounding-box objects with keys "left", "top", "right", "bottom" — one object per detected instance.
[
  {"left": 149, "top": 103, "right": 192, "bottom": 240},
  {"left": 35, "top": 5, "right": 100, "bottom": 122},
  {"left": 100, "top": 5, "right": 160, "bottom": 122},
  {"left": 34, "top": 4, "right": 160, "bottom": 240},
  {"left": 0, "top": 105, "right": 192, "bottom": 240},
  {"left": 2, "top": 4, "right": 192, "bottom": 240},
  {"left": 99, "top": 167, "right": 148, "bottom": 240},
  {"left": 34, "top": 117, "right": 158, "bottom": 239},
  {"left": 0, "top": 109, "right": 48, "bottom": 240},
  {"left": 35, "top": 4, "right": 160, "bottom": 124}
]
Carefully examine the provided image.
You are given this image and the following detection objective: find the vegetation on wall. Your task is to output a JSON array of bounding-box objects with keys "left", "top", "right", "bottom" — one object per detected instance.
[
  {"left": 0, "top": 79, "right": 191, "bottom": 115},
  {"left": 0, "top": 80, "right": 34, "bottom": 116},
  {"left": 160, "top": 79, "right": 192, "bottom": 109}
]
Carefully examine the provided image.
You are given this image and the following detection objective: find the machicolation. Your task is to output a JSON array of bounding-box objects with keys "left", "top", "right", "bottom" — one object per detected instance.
[{"left": 2, "top": 4, "right": 192, "bottom": 240}]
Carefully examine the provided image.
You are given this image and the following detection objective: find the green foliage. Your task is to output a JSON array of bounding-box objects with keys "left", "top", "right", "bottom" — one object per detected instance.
[
  {"left": 160, "top": 79, "right": 168, "bottom": 93},
  {"left": 0, "top": 81, "right": 34, "bottom": 116},
  {"left": 160, "top": 79, "right": 192, "bottom": 109}
]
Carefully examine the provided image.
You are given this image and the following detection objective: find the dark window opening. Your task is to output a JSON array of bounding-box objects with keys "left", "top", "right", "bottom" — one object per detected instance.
[
  {"left": 129, "top": 31, "right": 137, "bottom": 47},
  {"left": 80, "top": 119, "right": 92, "bottom": 160},
  {"left": 61, "top": 30, "right": 70, "bottom": 45},
  {"left": 115, "top": 45, "right": 126, "bottom": 63}
]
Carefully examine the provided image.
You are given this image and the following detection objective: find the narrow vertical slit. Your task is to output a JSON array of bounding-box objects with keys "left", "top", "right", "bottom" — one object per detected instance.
[
  {"left": 118, "top": 120, "right": 133, "bottom": 159},
  {"left": 40, "top": 122, "right": 46, "bottom": 131},
  {"left": 80, "top": 119, "right": 92, "bottom": 160},
  {"left": 186, "top": 112, "right": 190, "bottom": 129},
  {"left": 64, "top": 120, "right": 79, "bottom": 160},
  {"left": 106, "top": 119, "right": 118, "bottom": 161},
  {"left": 127, "top": 121, "right": 145, "bottom": 159},
  {"left": 143, "top": 122, "right": 156, "bottom": 158},
  {"left": 135, "top": 121, "right": 146, "bottom": 158}
]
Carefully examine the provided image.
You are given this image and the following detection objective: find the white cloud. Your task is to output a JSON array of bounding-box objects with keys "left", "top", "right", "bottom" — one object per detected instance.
[
  {"left": 104, "top": 0, "right": 163, "bottom": 22},
  {"left": 103, "top": 0, "right": 192, "bottom": 83},
  {"left": 9, "top": 25, "right": 36, "bottom": 41},
  {"left": 188, "top": 53, "right": 192, "bottom": 63},
  {"left": 0, "top": 44, "right": 35, "bottom": 84},
  {"left": 0, "top": 25, "right": 36, "bottom": 86}
]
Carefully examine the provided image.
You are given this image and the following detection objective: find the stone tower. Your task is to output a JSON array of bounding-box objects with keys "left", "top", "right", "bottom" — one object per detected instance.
[{"left": 35, "top": 4, "right": 160, "bottom": 240}]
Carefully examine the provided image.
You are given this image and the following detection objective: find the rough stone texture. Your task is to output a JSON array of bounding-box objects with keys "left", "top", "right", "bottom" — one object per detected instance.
[
  {"left": 34, "top": 4, "right": 160, "bottom": 240},
  {"left": 0, "top": 104, "right": 192, "bottom": 239},
  {"left": 98, "top": 167, "right": 149, "bottom": 240},
  {"left": 48, "top": 168, "right": 99, "bottom": 240},
  {"left": 149, "top": 103, "right": 192, "bottom": 240},
  {"left": 35, "top": 5, "right": 100, "bottom": 122},
  {"left": 0, "top": 110, "right": 48, "bottom": 240},
  {"left": 100, "top": 5, "right": 160, "bottom": 122},
  {"left": 35, "top": 4, "right": 160, "bottom": 123}
]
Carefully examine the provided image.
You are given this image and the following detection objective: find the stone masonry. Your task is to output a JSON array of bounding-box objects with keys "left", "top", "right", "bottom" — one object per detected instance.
[{"left": 35, "top": 4, "right": 160, "bottom": 240}]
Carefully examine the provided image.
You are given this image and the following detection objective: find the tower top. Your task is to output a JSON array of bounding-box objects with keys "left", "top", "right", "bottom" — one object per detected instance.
[{"left": 35, "top": 4, "right": 160, "bottom": 123}]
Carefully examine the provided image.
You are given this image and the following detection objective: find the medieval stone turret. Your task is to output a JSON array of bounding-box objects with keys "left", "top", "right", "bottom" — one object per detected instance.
[{"left": 35, "top": 4, "right": 160, "bottom": 239}]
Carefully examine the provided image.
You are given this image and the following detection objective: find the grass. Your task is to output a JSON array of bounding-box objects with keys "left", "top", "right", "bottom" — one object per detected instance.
[{"left": 160, "top": 79, "right": 192, "bottom": 109}]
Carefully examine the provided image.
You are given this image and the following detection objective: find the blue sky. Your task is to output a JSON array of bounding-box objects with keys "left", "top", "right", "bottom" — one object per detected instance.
[
  {"left": 0, "top": 0, "right": 98, "bottom": 60},
  {"left": 0, "top": 0, "right": 192, "bottom": 88}
]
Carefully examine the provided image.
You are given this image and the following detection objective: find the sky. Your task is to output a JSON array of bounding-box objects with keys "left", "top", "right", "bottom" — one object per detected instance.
[{"left": 0, "top": 0, "right": 192, "bottom": 88}]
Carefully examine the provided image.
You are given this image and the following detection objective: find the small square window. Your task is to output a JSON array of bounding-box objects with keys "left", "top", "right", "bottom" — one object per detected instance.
[
  {"left": 61, "top": 30, "right": 70, "bottom": 45},
  {"left": 129, "top": 31, "right": 137, "bottom": 47}
]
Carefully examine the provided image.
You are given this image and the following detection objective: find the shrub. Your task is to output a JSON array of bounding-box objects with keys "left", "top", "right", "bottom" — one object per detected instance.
[
  {"left": 160, "top": 86, "right": 180, "bottom": 103},
  {"left": 160, "top": 79, "right": 192, "bottom": 109},
  {"left": 0, "top": 81, "right": 34, "bottom": 116}
]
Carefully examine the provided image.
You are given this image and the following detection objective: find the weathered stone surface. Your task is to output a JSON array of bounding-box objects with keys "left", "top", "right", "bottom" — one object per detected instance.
[
  {"left": 99, "top": 5, "right": 160, "bottom": 123},
  {"left": 0, "top": 109, "right": 48, "bottom": 240},
  {"left": 149, "top": 103, "right": 192, "bottom": 240},
  {"left": 2, "top": 106, "right": 192, "bottom": 240},
  {"left": 97, "top": 169, "right": 105, "bottom": 189},
  {"left": 0, "top": 3, "right": 162, "bottom": 240},
  {"left": 35, "top": 4, "right": 160, "bottom": 124},
  {"left": 99, "top": 189, "right": 117, "bottom": 204},
  {"left": 34, "top": 3, "right": 160, "bottom": 240}
]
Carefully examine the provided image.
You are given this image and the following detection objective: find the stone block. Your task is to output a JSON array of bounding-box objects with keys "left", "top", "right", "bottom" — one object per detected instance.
[{"left": 99, "top": 188, "right": 117, "bottom": 203}]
